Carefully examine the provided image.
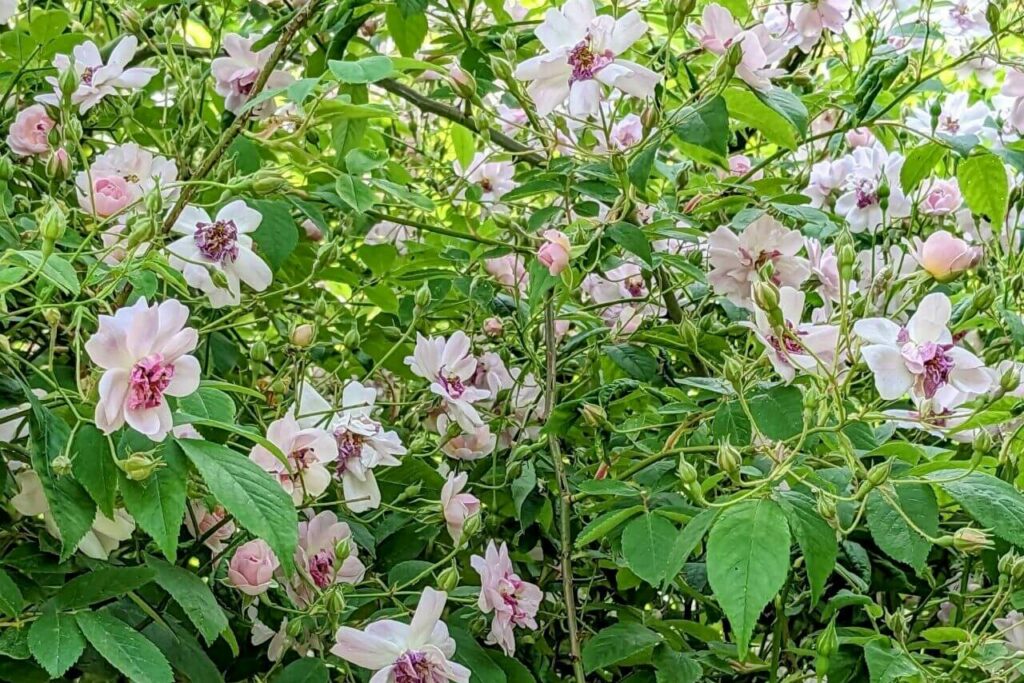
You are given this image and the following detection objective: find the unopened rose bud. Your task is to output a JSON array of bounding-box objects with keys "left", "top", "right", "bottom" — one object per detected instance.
[
  {"left": 314, "top": 297, "right": 328, "bottom": 317},
  {"left": 816, "top": 495, "right": 837, "bottom": 523},
  {"left": 678, "top": 457, "right": 698, "bottom": 485},
  {"left": 500, "top": 30, "right": 518, "bottom": 56},
  {"left": 210, "top": 269, "right": 230, "bottom": 290},
  {"left": 437, "top": 566, "right": 460, "bottom": 592},
  {"left": 119, "top": 452, "right": 162, "bottom": 481},
  {"left": 838, "top": 243, "right": 857, "bottom": 282},
  {"left": 866, "top": 459, "right": 891, "bottom": 486},
  {"left": 580, "top": 403, "right": 607, "bottom": 428},
  {"left": 46, "top": 148, "right": 71, "bottom": 180},
  {"left": 343, "top": 328, "right": 360, "bottom": 349},
  {"left": 121, "top": 8, "right": 144, "bottom": 33},
  {"left": 952, "top": 527, "right": 993, "bottom": 555},
  {"left": 39, "top": 200, "right": 67, "bottom": 246},
  {"left": 250, "top": 341, "right": 268, "bottom": 364},
  {"left": 462, "top": 514, "right": 481, "bottom": 538},
  {"left": 0, "top": 156, "right": 13, "bottom": 181},
  {"left": 641, "top": 104, "right": 660, "bottom": 130},
  {"left": 145, "top": 189, "right": 163, "bottom": 215},
  {"left": 999, "top": 551, "right": 1017, "bottom": 576},
  {"left": 716, "top": 442, "right": 741, "bottom": 479},
  {"left": 325, "top": 588, "right": 345, "bottom": 614},
  {"left": 251, "top": 174, "right": 289, "bottom": 194},
  {"left": 724, "top": 42, "right": 743, "bottom": 70},
  {"left": 302, "top": 219, "right": 323, "bottom": 242},
  {"left": 415, "top": 283, "right": 432, "bottom": 308},
  {"left": 723, "top": 356, "right": 745, "bottom": 388},
  {"left": 448, "top": 64, "right": 477, "bottom": 100},
  {"left": 972, "top": 285, "right": 995, "bottom": 313},
  {"left": 59, "top": 68, "right": 79, "bottom": 98},
  {"left": 1001, "top": 367, "right": 1021, "bottom": 394},
  {"left": 42, "top": 308, "right": 60, "bottom": 328},
  {"left": 885, "top": 610, "right": 906, "bottom": 641},
  {"left": 286, "top": 617, "right": 305, "bottom": 638},
  {"left": 290, "top": 324, "right": 315, "bottom": 347},
  {"left": 752, "top": 281, "right": 783, "bottom": 327},
  {"left": 488, "top": 56, "right": 513, "bottom": 83},
  {"left": 334, "top": 537, "right": 351, "bottom": 564},
  {"left": 817, "top": 618, "right": 838, "bottom": 659},
  {"left": 973, "top": 430, "right": 992, "bottom": 456},
  {"left": 483, "top": 317, "right": 503, "bottom": 337},
  {"left": 51, "top": 455, "right": 73, "bottom": 476}
]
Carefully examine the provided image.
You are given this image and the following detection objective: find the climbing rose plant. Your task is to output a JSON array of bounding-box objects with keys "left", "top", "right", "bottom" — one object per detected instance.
[{"left": 4, "top": 0, "right": 1024, "bottom": 681}]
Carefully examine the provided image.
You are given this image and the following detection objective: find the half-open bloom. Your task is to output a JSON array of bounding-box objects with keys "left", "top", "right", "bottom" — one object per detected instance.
[
  {"left": 249, "top": 414, "right": 337, "bottom": 504},
  {"left": 37, "top": 37, "right": 157, "bottom": 113},
  {"left": 471, "top": 541, "right": 542, "bottom": 656},
  {"left": 212, "top": 33, "right": 294, "bottom": 117},
  {"left": 441, "top": 472, "right": 481, "bottom": 543}
]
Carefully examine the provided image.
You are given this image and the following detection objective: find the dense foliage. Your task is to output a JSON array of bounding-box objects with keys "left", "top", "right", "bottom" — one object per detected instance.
[{"left": 3, "top": 0, "right": 1024, "bottom": 681}]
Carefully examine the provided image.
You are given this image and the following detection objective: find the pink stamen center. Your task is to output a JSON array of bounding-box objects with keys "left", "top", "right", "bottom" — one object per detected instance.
[
  {"left": 439, "top": 371, "right": 466, "bottom": 399},
  {"left": 568, "top": 38, "right": 614, "bottom": 84},
  {"left": 128, "top": 354, "right": 174, "bottom": 410},
  {"left": 394, "top": 651, "right": 443, "bottom": 683},
  {"left": 308, "top": 549, "right": 334, "bottom": 588},
  {"left": 333, "top": 429, "right": 365, "bottom": 477},
  {"left": 195, "top": 219, "right": 239, "bottom": 264}
]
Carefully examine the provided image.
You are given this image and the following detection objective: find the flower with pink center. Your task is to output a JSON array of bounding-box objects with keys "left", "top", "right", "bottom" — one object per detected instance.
[
  {"left": 211, "top": 33, "right": 294, "bottom": 117},
  {"left": 803, "top": 156, "right": 853, "bottom": 209},
  {"left": 485, "top": 253, "right": 529, "bottom": 293},
  {"left": 918, "top": 178, "right": 963, "bottom": 216},
  {"left": 7, "top": 105, "right": 54, "bottom": 157},
  {"left": 332, "top": 587, "right": 470, "bottom": 683},
  {"left": 167, "top": 200, "right": 273, "bottom": 308},
  {"left": 82, "top": 175, "right": 133, "bottom": 217},
  {"left": 249, "top": 414, "right": 337, "bottom": 504},
  {"left": 707, "top": 213, "right": 811, "bottom": 309},
  {"left": 791, "top": 0, "right": 851, "bottom": 52},
  {"left": 513, "top": 0, "right": 659, "bottom": 117},
  {"left": 471, "top": 541, "right": 542, "bottom": 656},
  {"left": 76, "top": 143, "right": 178, "bottom": 218},
  {"left": 910, "top": 230, "right": 982, "bottom": 282},
  {"left": 228, "top": 539, "right": 279, "bottom": 596},
  {"left": 286, "top": 510, "right": 365, "bottom": 607},
  {"left": 84, "top": 298, "right": 201, "bottom": 441},
  {"left": 907, "top": 92, "right": 989, "bottom": 139},
  {"left": 834, "top": 146, "right": 911, "bottom": 233},
  {"left": 854, "top": 292, "right": 991, "bottom": 408},
  {"left": 805, "top": 237, "right": 842, "bottom": 309},
  {"left": 537, "top": 229, "right": 572, "bottom": 275},
  {"left": 689, "top": 3, "right": 742, "bottom": 52},
  {"left": 441, "top": 472, "right": 481, "bottom": 543},
  {"left": 689, "top": 5, "right": 785, "bottom": 90},
  {"left": 365, "top": 220, "right": 418, "bottom": 255},
  {"left": 596, "top": 113, "right": 645, "bottom": 152},
  {"left": 471, "top": 352, "right": 515, "bottom": 400},
  {"left": 36, "top": 37, "right": 158, "bottom": 113},
  {"left": 405, "top": 332, "right": 492, "bottom": 431},
  {"left": 295, "top": 381, "right": 406, "bottom": 513},
  {"left": 184, "top": 500, "right": 236, "bottom": 554},
  {"left": 745, "top": 286, "right": 842, "bottom": 382},
  {"left": 938, "top": 0, "right": 991, "bottom": 40},
  {"left": 454, "top": 153, "right": 517, "bottom": 208}
]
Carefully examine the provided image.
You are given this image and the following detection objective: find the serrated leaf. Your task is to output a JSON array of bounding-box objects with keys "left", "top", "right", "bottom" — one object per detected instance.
[
  {"left": 926, "top": 470, "right": 1024, "bottom": 547},
  {"left": 70, "top": 424, "right": 118, "bottom": 518},
  {"left": 0, "top": 568, "right": 23, "bottom": 618},
  {"left": 672, "top": 95, "right": 729, "bottom": 165},
  {"left": 723, "top": 87, "right": 798, "bottom": 150},
  {"left": 176, "top": 387, "right": 236, "bottom": 424},
  {"left": 864, "top": 638, "right": 920, "bottom": 682},
  {"left": 777, "top": 490, "right": 836, "bottom": 604},
  {"left": 622, "top": 512, "right": 678, "bottom": 586},
  {"left": 606, "top": 222, "right": 653, "bottom": 266},
  {"left": 55, "top": 566, "right": 155, "bottom": 609},
  {"left": 604, "top": 344, "right": 658, "bottom": 382},
  {"left": 661, "top": 509, "right": 717, "bottom": 588},
  {"left": 28, "top": 607, "right": 85, "bottom": 678},
  {"left": 958, "top": 153, "right": 1009, "bottom": 229},
  {"left": 145, "top": 557, "right": 229, "bottom": 646},
  {"left": 582, "top": 622, "right": 662, "bottom": 673},
  {"left": 328, "top": 56, "right": 395, "bottom": 84},
  {"left": 865, "top": 483, "right": 937, "bottom": 572},
  {"left": 249, "top": 200, "right": 299, "bottom": 271},
  {"left": 899, "top": 143, "right": 947, "bottom": 193},
  {"left": 450, "top": 627, "right": 507, "bottom": 683},
  {"left": 119, "top": 439, "right": 188, "bottom": 561},
  {"left": 653, "top": 644, "right": 702, "bottom": 683},
  {"left": 749, "top": 386, "right": 804, "bottom": 440},
  {"left": 76, "top": 610, "right": 173, "bottom": 683},
  {"left": 575, "top": 506, "right": 644, "bottom": 547},
  {"left": 386, "top": 6, "right": 428, "bottom": 57}
]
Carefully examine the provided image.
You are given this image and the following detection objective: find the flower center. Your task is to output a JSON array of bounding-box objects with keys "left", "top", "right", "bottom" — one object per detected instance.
[
  {"left": 234, "top": 68, "right": 261, "bottom": 96},
  {"left": 851, "top": 177, "right": 878, "bottom": 209},
  {"left": 290, "top": 446, "right": 316, "bottom": 471},
  {"left": 939, "top": 114, "right": 960, "bottom": 134},
  {"left": 393, "top": 651, "right": 442, "bottom": 683},
  {"left": 899, "top": 337, "right": 956, "bottom": 398},
  {"left": 479, "top": 178, "right": 493, "bottom": 192},
  {"left": 333, "top": 429, "right": 366, "bottom": 476},
  {"left": 625, "top": 275, "right": 646, "bottom": 298},
  {"left": 439, "top": 371, "right": 466, "bottom": 399},
  {"left": 498, "top": 574, "right": 530, "bottom": 624},
  {"left": 308, "top": 549, "right": 334, "bottom": 588},
  {"left": 194, "top": 219, "right": 239, "bottom": 264},
  {"left": 768, "top": 324, "right": 806, "bottom": 360},
  {"left": 81, "top": 66, "right": 96, "bottom": 86},
  {"left": 128, "top": 354, "right": 175, "bottom": 410},
  {"left": 567, "top": 38, "right": 614, "bottom": 84}
]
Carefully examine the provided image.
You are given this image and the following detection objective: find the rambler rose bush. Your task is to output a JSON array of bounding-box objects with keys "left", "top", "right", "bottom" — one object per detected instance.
[{"left": 5, "top": 0, "right": 1024, "bottom": 681}]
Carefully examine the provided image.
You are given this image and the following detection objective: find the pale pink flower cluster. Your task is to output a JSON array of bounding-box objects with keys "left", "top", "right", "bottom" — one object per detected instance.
[
  {"left": 76, "top": 143, "right": 178, "bottom": 219},
  {"left": 690, "top": 4, "right": 786, "bottom": 91},
  {"left": 471, "top": 541, "right": 542, "bottom": 656}
]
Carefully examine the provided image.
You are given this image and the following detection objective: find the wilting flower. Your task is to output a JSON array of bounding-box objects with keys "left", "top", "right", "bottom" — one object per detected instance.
[
  {"left": 471, "top": 541, "right": 542, "bottom": 656},
  {"left": 854, "top": 292, "right": 991, "bottom": 407},
  {"left": 803, "top": 157, "right": 853, "bottom": 208},
  {"left": 249, "top": 414, "right": 337, "bottom": 504},
  {"left": 707, "top": 214, "right": 810, "bottom": 309},
  {"left": 331, "top": 587, "right": 471, "bottom": 683},
  {"left": 184, "top": 500, "right": 236, "bottom": 553},
  {"left": 7, "top": 105, "right": 54, "bottom": 157},
  {"left": 441, "top": 424, "right": 497, "bottom": 460},
  {"left": 11, "top": 469, "right": 135, "bottom": 559},
  {"left": 365, "top": 220, "right": 418, "bottom": 254},
  {"left": 911, "top": 230, "right": 982, "bottom": 281},
  {"left": 36, "top": 37, "right": 158, "bottom": 113},
  {"left": 405, "top": 332, "right": 491, "bottom": 431},
  {"left": 918, "top": 178, "right": 963, "bottom": 216},
  {"left": 295, "top": 381, "right": 406, "bottom": 513},
  {"left": 84, "top": 298, "right": 201, "bottom": 441},
  {"left": 537, "top": 229, "right": 572, "bottom": 275},
  {"left": 834, "top": 146, "right": 911, "bottom": 233},
  {"left": 747, "top": 286, "right": 842, "bottom": 382},
  {"left": 441, "top": 472, "right": 481, "bottom": 543},
  {"left": 212, "top": 33, "right": 294, "bottom": 117},
  {"left": 689, "top": 5, "right": 785, "bottom": 90},
  {"left": 454, "top": 153, "right": 517, "bottom": 207},
  {"left": 485, "top": 254, "right": 529, "bottom": 292},
  {"left": 228, "top": 539, "right": 279, "bottom": 596},
  {"left": 167, "top": 200, "right": 273, "bottom": 308},
  {"left": 995, "top": 611, "right": 1024, "bottom": 652},
  {"left": 76, "top": 143, "right": 178, "bottom": 218},
  {"left": 287, "top": 510, "right": 365, "bottom": 606},
  {"left": 513, "top": 0, "right": 659, "bottom": 117}
]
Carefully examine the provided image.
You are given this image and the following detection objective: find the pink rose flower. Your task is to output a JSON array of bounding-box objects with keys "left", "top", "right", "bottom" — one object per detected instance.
[
  {"left": 228, "top": 539, "right": 279, "bottom": 595},
  {"left": 537, "top": 229, "right": 571, "bottom": 276},
  {"left": 404, "top": 332, "right": 491, "bottom": 432},
  {"left": 287, "top": 510, "right": 365, "bottom": 607},
  {"left": 919, "top": 178, "right": 963, "bottom": 216},
  {"left": 441, "top": 472, "right": 481, "bottom": 542},
  {"left": 84, "top": 298, "right": 201, "bottom": 441},
  {"left": 184, "top": 501, "right": 236, "bottom": 554},
  {"left": 36, "top": 37, "right": 158, "bottom": 113},
  {"left": 482, "top": 317, "right": 504, "bottom": 337},
  {"left": 471, "top": 540, "right": 542, "bottom": 656},
  {"left": 912, "top": 230, "right": 982, "bottom": 282},
  {"left": 83, "top": 175, "right": 133, "bottom": 217},
  {"left": 7, "top": 105, "right": 54, "bottom": 157},
  {"left": 485, "top": 254, "right": 529, "bottom": 292},
  {"left": 249, "top": 414, "right": 337, "bottom": 504},
  {"left": 211, "top": 33, "right": 294, "bottom": 117},
  {"left": 845, "top": 126, "right": 875, "bottom": 148}
]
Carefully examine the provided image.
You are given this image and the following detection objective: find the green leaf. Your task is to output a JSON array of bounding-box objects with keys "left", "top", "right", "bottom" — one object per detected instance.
[
  {"left": 145, "top": 557, "right": 229, "bottom": 646},
  {"left": 11, "top": 251, "right": 80, "bottom": 295},
  {"left": 386, "top": 6, "right": 428, "bottom": 57},
  {"left": 328, "top": 56, "right": 395, "bottom": 84},
  {"left": 723, "top": 87, "right": 798, "bottom": 150},
  {"left": 250, "top": 200, "right": 299, "bottom": 271},
  {"left": 119, "top": 439, "right": 188, "bottom": 561},
  {"left": 628, "top": 143, "right": 658, "bottom": 192},
  {"left": 0, "top": 626, "right": 30, "bottom": 660},
  {"left": 451, "top": 124, "right": 476, "bottom": 170},
  {"left": 712, "top": 401, "right": 752, "bottom": 446},
  {"left": 672, "top": 95, "right": 729, "bottom": 165},
  {"left": 706, "top": 499, "right": 791, "bottom": 654},
  {"left": 28, "top": 607, "right": 85, "bottom": 678},
  {"left": 55, "top": 566, "right": 155, "bottom": 609},
  {"left": 607, "top": 222, "right": 653, "bottom": 266},
  {"left": 864, "top": 638, "right": 920, "bottom": 682},
  {"left": 76, "top": 611, "right": 173, "bottom": 683},
  {"left": 177, "top": 438, "right": 299, "bottom": 573},
  {"left": 27, "top": 395, "right": 95, "bottom": 561},
  {"left": 653, "top": 645, "right": 702, "bottom": 683},
  {"left": 776, "top": 490, "right": 836, "bottom": 604},
  {"left": 900, "top": 143, "right": 947, "bottom": 193},
  {"left": 926, "top": 470, "right": 1024, "bottom": 547},
  {"left": 749, "top": 386, "right": 804, "bottom": 440},
  {"left": 450, "top": 627, "right": 507, "bottom": 683},
  {"left": 526, "top": 258, "right": 559, "bottom": 313},
  {"left": 622, "top": 512, "right": 678, "bottom": 586},
  {"left": 757, "top": 88, "right": 808, "bottom": 134},
  {"left": 604, "top": 344, "right": 658, "bottom": 382},
  {"left": 511, "top": 461, "right": 536, "bottom": 519},
  {"left": 142, "top": 618, "right": 225, "bottom": 683},
  {"left": 27, "top": 9, "right": 70, "bottom": 43},
  {"left": 582, "top": 622, "right": 662, "bottom": 673},
  {"left": 345, "top": 148, "right": 389, "bottom": 175},
  {"left": 575, "top": 506, "right": 644, "bottom": 547},
  {"left": 177, "top": 387, "right": 237, "bottom": 425},
  {"left": 865, "top": 483, "right": 937, "bottom": 572},
  {"left": 70, "top": 424, "right": 118, "bottom": 518},
  {"left": 335, "top": 174, "right": 377, "bottom": 212},
  {"left": 272, "top": 658, "right": 330, "bottom": 683},
  {"left": 958, "top": 153, "right": 1009, "bottom": 228},
  {"left": 661, "top": 509, "right": 717, "bottom": 588},
  {"left": 0, "top": 569, "right": 23, "bottom": 618}
]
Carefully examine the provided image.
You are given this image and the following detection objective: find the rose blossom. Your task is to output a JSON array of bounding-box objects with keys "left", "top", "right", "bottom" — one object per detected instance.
[
  {"left": 332, "top": 588, "right": 470, "bottom": 683},
  {"left": 483, "top": 317, "right": 504, "bottom": 337},
  {"left": 211, "top": 33, "right": 294, "bottom": 117},
  {"left": 537, "top": 229, "right": 571, "bottom": 275},
  {"left": 723, "top": 154, "right": 762, "bottom": 180},
  {"left": 36, "top": 37, "right": 158, "bottom": 113},
  {"left": 834, "top": 146, "right": 911, "bottom": 233},
  {"left": 745, "top": 286, "right": 842, "bottom": 382},
  {"left": 471, "top": 541, "right": 542, "bottom": 656},
  {"left": 365, "top": 220, "right": 417, "bottom": 254},
  {"left": 791, "top": 0, "right": 851, "bottom": 52},
  {"left": 911, "top": 230, "right": 982, "bottom": 281},
  {"left": 405, "top": 331, "right": 492, "bottom": 431},
  {"left": 286, "top": 510, "right": 365, "bottom": 607},
  {"left": 76, "top": 143, "right": 178, "bottom": 217},
  {"left": 907, "top": 92, "right": 989, "bottom": 139},
  {"left": 441, "top": 472, "right": 481, "bottom": 543},
  {"left": 454, "top": 153, "right": 517, "bottom": 207},
  {"left": 441, "top": 425, "right": 497, "bottom": 460},
  {"left": 803, "top": 157, "right": 853, "bottom": 208},
  {"left": 918, "top": 178, "right": 963, "bottom": 216},
  {"left": 249, "top": 413, "right": 337, "bottom": 504},
  {"left": 707, "top": 213, "right": 810, "bottom": 309},
  {"left": 596, "top": 113, "right": 644, "bottom": 151},
  {"left": 84, "top": 298, "right": 201, "bottom": 441},
  {"left": 485, "top": 253, "right": 529, "bottom": 292},
  {"left": 845, "top": 127, "right": 876, "bottom": 148},
  {"left": 7, "top": 105, "right": 54, "bottom": 157},
  {"left": 513, "top": 0, "right": 659, "bottom": 117},
  {"left": 854, "top": 292, "right": 991, "bottom": 408},
  {"left": 689, "top": 5, "right": 786, "bottom": 90},
  {"left": 228, "top": 539, "right": 279, "bottom": 596},
  {"left": 184, "top": 501, "right": 236, "bottom": 553},
  {"left": 167, "top": 200, "right": 273, "bottom": 308}
]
